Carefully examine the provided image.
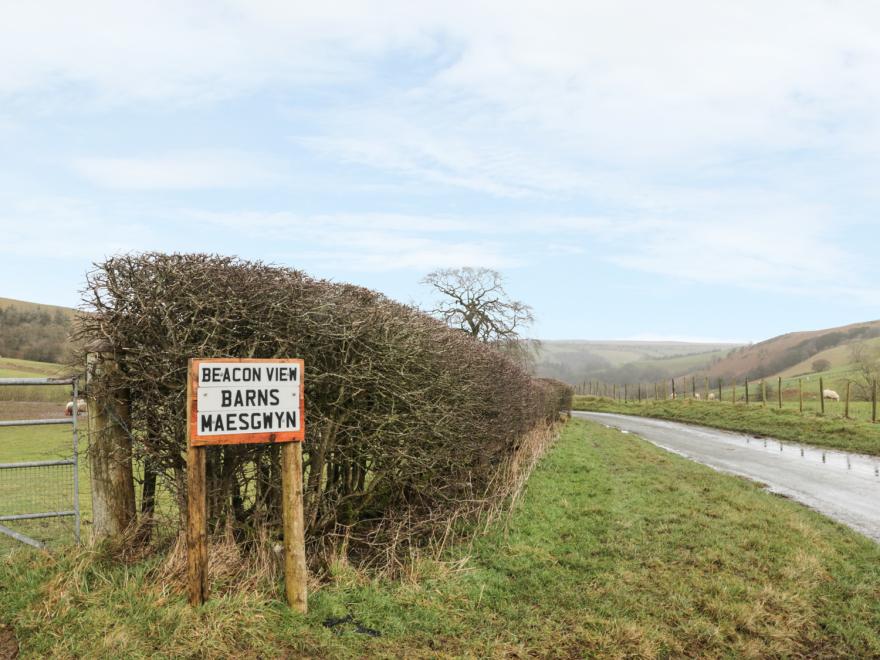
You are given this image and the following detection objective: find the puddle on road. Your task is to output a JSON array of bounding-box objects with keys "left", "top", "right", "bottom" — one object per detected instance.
[{"left": 736, "top": 433, "right": 880, "bottom": 479}]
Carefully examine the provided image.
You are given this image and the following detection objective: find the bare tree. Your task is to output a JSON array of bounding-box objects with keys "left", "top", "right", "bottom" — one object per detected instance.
[{"left": 422, "top": 267, "right": 536, "bottom": 361}]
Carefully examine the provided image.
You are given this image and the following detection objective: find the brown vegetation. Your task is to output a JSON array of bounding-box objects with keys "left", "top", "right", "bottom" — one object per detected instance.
[{"left": 75, "top": 253, "right": 571, "bottom": 571}]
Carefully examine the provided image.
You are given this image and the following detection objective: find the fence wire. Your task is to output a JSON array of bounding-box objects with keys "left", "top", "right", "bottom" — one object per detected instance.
[{"left": 0, "top": 462, "right": 76, "bottom": 550}]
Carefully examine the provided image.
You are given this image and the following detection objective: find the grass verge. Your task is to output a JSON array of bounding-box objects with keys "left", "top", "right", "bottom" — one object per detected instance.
[
  {"left": 575, "top": 395, "right": 880, "bottom": 457},
  {"left": 2, "top": 419, "right": 879, "bottom": 658}
]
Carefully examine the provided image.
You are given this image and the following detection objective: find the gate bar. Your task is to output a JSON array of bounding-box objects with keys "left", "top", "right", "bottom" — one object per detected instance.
[
  {"left": 0, "top": 512, "right": 75, "bottom": 521},
  {"left": 0, "top": 418, "right": 73, "bottom": 428},
  {"left": 0, "top": 524, "right": 45, "bottom": 550},
  {"left": 0, "top": 377, "right": 75, "bottom": 385},
  {"left": 0, "top": 459, "right": 74, "bottom": 469}
]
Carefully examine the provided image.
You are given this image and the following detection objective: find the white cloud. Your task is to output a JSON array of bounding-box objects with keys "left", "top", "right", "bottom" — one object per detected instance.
[{"left": 72, "top": 151, "right": 282, "bottom": 190}]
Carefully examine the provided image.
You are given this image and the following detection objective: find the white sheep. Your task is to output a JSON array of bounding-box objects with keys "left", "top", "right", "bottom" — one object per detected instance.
[
  {"left": 707, "top": 392, "right": 716, "bottom": 400},
  {"left": 65, "top": 399, "right": 87, "bottom": 416},
  {"left": 694, "top": 393, "right": 701, "bottom": 399},
  {"left": 823, "top": 389, "right": 840, "bottom": 401}
]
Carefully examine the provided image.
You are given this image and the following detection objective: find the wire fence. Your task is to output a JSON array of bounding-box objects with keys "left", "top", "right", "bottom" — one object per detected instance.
[{"left": 575, "top": 376, "right": 880, "bottom": 423}]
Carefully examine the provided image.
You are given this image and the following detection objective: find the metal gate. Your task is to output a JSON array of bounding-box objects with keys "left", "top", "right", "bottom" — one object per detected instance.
[{"left": 0, "top": 376, "right": 81, "bottom": 549}]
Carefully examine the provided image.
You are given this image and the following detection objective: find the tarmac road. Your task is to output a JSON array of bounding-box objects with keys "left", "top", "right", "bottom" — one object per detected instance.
[{"left": 573, "top": 411, "right": 880, "bottom": 543}]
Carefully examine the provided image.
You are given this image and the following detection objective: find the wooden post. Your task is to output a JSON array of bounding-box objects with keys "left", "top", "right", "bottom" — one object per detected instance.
[
  {"left": 799, "top": 378, "right": 803, "bottom": 414},
  {"left": 732, "top": 380, "right": 736, "bottom": 405},
  {"left": 778, "top": 377, "right": 782, "bottom": 409},
  {"left": 671, "top": 378, "right": 676, "bottom": 400},
  {"left": 872, "top": 379, "right": 877, "bottom": 423},
  {"left": 819, "top": 377, "right": 825, "bottom": 415},
  {"left": 86, "top": 349, "right": 136, "bottom": 540},
  {"left": 186, "top": 442, "right": 208, "bottom": 606},
  {"left": 281, "top": 442, "right": 308, "bottom": 613},
  {"left": 624, "top": 383, "right": 628, "bottom": 403},
  {"left": 692, "top": 377, "right": 696, "bottom": 398},
  {"left": 761, "top": 380, "right": 766, "bottom": 407},
  {"left": 745, "top": 379, "right": 749, "bottom": 405},
  {"left": 638, "top": 383, "right": 642, "bottom": 402},
  {"left": 845, "top": 381, "right": 851, "bottom": 419},
  {"left": 704, "top": 376, "right": 709, "bottom": 401},
  {"left": 718, "top": 378, "right": 722, "bottom": 402}
]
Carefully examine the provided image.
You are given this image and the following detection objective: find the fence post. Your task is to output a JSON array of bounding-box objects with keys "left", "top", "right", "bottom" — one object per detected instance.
[
  {"left": 761, "top": 380, "right": 766, "bottom": 407},
  {"left": 718, "top": 378, "right": 722, "bottom": 402},
  {"left": 873, "top": 379, "right": 877, "bottom": 423},
  {"left": 799, "top": 378, "right": 803, "bottom": 414},
  {"left": 845, "top": 381, "right": 851, "bottom": 419},
  {"left": 704, "top": 376, "right": 709, "bottom": 400},
  {"left": 732, "top": 380, "right": 736, "bottom": 404},
  {"left": 819, "top": 377, "right": 825, "bottom": 415},
  {"left": 745, "top": 379, "right": 749, "bottom": 405},
  {"left": 86, "top": 346, "right": 137, "bottom": 541},
  {"left": 671, "top": 378, "right": 676, "bottom": 400},
  {"left": 778, "top": 377, "right": 782, "bottom": 409}
]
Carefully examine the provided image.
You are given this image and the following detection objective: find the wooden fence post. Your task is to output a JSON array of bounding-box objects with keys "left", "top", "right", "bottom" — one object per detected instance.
[
  {"left": 745, "top": 379, "right": 750, "bottom": 405},
  {"left": 799, "top": 378, "right": 803, "bottom": 414},
  {"left": 704, "top": 376, "right": 709, "bottom": 400},
  {"left": 718, "top": 378, "right": 722, "bottom": 402},
  {"left": 86, "top": 348, "right": 137, "bottom": 541},
  {"left": 761, "top": 380, "right": 766, "bottom": 407},
  {"left": 671, "top": 378, "right": 676, "bottom": 400},
  {"left": 845, "top": 381, "right": 851, "bottom": 419},
  {"left": 778, "top": 377, "right": 782, "bottom": 410},
  {"left": 872, "top": 379, "right": 877, "bottom": 423},
  {"left": 819, "top": 377, "right": 825, "bottom": 415},
  {"left": 732, "top": 380, "right": 736, "bottom": 405}
]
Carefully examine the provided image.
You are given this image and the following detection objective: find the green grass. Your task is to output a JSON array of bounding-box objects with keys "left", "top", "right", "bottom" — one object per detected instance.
[
  {"left": 574, "top": 395, "right": 880, "bottom": 456},
  {"left": 2, "top": 420, "right": 878, "bottom": 658}
]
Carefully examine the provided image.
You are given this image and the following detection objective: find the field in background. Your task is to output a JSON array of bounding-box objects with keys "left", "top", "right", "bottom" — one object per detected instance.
[{"left": 2, "top": 420, "right": 878, "bottom": 658}]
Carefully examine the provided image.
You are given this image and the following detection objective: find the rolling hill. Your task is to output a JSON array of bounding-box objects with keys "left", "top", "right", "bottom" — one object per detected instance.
[
  {"left": 534, "top": 340, "right": 742, "bottom": 384},
  {"left": 0, "top": 297, "right": 76, "bottom": 363},
  {"left": 702, "top": 320, "right": 880, "bottom": 383}
]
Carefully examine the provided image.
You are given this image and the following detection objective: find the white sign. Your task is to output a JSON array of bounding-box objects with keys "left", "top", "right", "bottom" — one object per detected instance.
[{"left": 191, "top": 360, "right": 303, "bottom": 441}]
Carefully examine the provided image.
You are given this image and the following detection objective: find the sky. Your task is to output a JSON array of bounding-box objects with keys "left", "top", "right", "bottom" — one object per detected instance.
[{"left": 1, "top": 1, "right": 879, "bottom": 342}]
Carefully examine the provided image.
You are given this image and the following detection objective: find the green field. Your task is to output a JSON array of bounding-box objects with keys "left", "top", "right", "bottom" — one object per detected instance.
[{"left": 2, "top": 420, "right": 878, "bottom": 658}]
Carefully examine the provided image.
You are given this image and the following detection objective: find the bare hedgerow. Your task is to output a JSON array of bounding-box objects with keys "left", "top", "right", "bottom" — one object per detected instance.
[{"left": 75, "top": 253, "right": 571, "bottom": 571}]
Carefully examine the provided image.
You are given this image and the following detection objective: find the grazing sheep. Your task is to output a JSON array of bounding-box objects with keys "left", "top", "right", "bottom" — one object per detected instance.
[
  {"left": 65, "top": 399, "right": 87, "bottom": 416},
  {"left": 823, "top": 389, "right": 840, "bottom": 401},
  {"left": 707, "top": 392, "right": 716, "bottom": 400},
  {"left": 694, "top": 393, "right": 701, "bottom": 399}
]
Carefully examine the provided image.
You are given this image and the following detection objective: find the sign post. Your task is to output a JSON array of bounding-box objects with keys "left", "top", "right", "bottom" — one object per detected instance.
[{"left": 186, "top": 358, "right": 306, "bottom": 611}]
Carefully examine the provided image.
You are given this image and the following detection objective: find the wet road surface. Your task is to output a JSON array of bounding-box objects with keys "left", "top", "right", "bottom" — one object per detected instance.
[{"left": 573, "top": 411, "right": 880, "bottom": 543}]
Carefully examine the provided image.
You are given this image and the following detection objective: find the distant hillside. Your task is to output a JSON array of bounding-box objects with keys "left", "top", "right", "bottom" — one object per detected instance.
[
  {"left": 0, "top": 297, "right": 76, "bottom": 363},
  {"left": 703, "top": 320, "right": 880, "bottom": 383},
  {"left": 534, "top": 340, "right": 742, "bottom": 385}
]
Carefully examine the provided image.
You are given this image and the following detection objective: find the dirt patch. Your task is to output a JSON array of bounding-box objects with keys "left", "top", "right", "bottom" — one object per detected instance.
[
  {"left": 0, "top": 401, "right": 69, "bottom": 421},
  {"left": 0, "top": 625, "right": 18, "bottom": 660}
]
